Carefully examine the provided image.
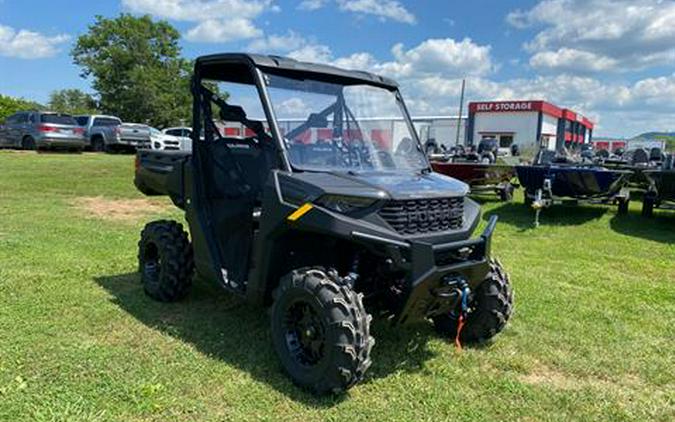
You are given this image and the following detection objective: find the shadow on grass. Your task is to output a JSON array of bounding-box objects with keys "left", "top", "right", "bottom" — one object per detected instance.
[
  {"left": 484, "top": 201, "right": 609, "bottom": 230},
  {"left": 95, "top": 273, "right": 440, "bottom": 406},
  {"left": 609, "top": 212, "right": 675, "bottom": 244}
]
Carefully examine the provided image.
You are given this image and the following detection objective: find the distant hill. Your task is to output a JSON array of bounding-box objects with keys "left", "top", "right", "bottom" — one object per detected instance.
[
  {"left": 631, "top": 131, "right": 675, "bottom": 141},
  {"left": 631, "top": 132, "right": 675, "bottom": 151}
]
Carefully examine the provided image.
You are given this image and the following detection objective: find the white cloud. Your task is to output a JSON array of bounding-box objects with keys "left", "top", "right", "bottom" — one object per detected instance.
[
  {"left": 287, "top": 44, "right": 333, "bottom": 63},
  {"left": 122, "top": 0, "right": 269, "bottom": 21},
  {"left": 247, "top": 31, "right": 308, "bottom": 52},
  {"left": 285, "top": 35, "right": 675, "bottom": 136},
  {"left": 507, "top": 0, "right": 675, "bottom": 72},
  {"left": 287, "top": 37, "right": 494, "bottom": 80},
  {"left": 297, "top": 0, "right": 416, "bottom": 24},
  {"left": 185, "top": 18, "right": 262, "bottom": 43},
  {"left": 122, "top": 0, "right": 274, "bottom": 42},
  {"left": 298, "top": 0, "right": 327, "bottom": 10},
  {"left": 529, "top": 48, "right": 618, "bottom": 72},
  {"left": 0, "top": 25, "right": 69, "bottom": 59},
  {"left": 337, "top": 0, "right": 416, "bottom": 24}
]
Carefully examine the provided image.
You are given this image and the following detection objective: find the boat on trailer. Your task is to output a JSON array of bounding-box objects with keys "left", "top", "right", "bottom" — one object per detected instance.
[
  {"left": 428, "top": 141, "right": 518, "bottom": 201},
  {"left": 516, "top": 150, "right": 633, "bottom": 226},
  {"left": 431, "top": 160, "right": 516, "bottom": 201},
  {"left": 642, "top": 154, "right": 675, "bottom": 216}
]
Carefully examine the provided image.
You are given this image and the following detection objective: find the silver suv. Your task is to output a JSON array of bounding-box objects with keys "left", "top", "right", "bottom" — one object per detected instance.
[{"left": 0, "top": 111, "right": 86, "bottom": 151}]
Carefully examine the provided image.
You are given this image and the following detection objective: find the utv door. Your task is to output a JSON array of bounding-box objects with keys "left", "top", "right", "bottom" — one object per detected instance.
[{"left": 187, "top": 60, "right": 284, "bottom": 293}]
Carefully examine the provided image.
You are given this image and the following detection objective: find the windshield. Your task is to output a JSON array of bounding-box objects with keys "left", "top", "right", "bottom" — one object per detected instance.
[{"left": 264, "top": 72, "right": 427, "bottom": 172}]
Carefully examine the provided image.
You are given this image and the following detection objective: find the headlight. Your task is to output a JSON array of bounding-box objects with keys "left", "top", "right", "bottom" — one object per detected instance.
[{"left": 314, "top": 195, "right": 379, "bottom": 214}]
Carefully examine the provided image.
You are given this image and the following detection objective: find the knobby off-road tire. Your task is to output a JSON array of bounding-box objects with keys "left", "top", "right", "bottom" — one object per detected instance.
[
  {"left": 271, "top": 268, "right": 374, "bottom": 394},
  {"left": 432, "top": 259, "right": 513, "bottom": 343},
  {"left": 138, "top": 220, "right": 194, "bottom": 302}
]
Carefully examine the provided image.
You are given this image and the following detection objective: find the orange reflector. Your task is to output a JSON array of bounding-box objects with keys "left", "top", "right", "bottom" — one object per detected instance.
[{"left": 287, "top": 203, "right": 313, "bottom": 221}]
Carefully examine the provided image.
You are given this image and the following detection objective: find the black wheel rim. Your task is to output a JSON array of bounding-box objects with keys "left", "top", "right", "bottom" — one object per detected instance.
[
  {"left": 282, "top": 299, "right": 326, "bottom": 367},
  {"left": 142, "top": 243, "right": 160, "bottom": 287}
]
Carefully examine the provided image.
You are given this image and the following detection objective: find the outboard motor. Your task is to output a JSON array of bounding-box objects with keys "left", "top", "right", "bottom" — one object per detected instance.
[
  {"left": 631, "top": 148, "right": 649, "bottom": 166},
  {"left": 510, "top": 144, "right": 520, "bottom": 157},
  {"left": 595, "top": 149, "right": 610, "bottom": 159},
  {"left": 649, "top": 147, "right": 665, "bottom": 163},
  {"left": 424, "top": 138, "right": 440, "bottom": 155}
]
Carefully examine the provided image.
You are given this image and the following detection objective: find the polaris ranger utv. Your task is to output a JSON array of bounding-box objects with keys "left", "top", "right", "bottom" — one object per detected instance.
[{"left": 134, "top": 53, "right": 513, "bottom": 394}]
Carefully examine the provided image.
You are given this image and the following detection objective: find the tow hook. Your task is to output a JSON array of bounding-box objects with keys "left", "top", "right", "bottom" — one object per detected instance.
[
  {"left": 432, "top": 275, "right": 465, "bottom": 299},
  {"left": 455, "top": 280, "right": 471, "bottom": 350}
]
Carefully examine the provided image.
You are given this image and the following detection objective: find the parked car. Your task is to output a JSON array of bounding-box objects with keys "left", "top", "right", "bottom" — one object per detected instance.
[
  {"left": 161, "top": 126, "right": 192, "bottom": 152},
  {"left": 149, "top": 127, "right": 185, "bottom": 151},
  {"left": 0, "top": 111, "right": 86, "bottom": 151},
  {"left": 118, "top": 123, "right": 151, "bottom": 151},
  {"left": 74, "top": 115, "right": 122, "bottom": 152}
]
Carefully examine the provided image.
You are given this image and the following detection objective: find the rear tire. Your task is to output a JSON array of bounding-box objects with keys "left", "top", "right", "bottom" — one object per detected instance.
[
  {"left": 271, "top": 268, "right": 374, "bottom": 394},
  {"left": 432, "top": 259, "right": 513, "bottom": 343},
  {"left": 91, "top": 137, "right": 105, "bottom": 152},
  {"left": 138, "top": 220, "right": 193, "bottom": 302},
  {"left": 21, "top": 136, "right": 36, "bottom": 150}
]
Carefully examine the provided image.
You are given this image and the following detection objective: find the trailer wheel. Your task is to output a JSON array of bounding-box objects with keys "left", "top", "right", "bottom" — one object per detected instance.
[
  {"left": 498, "top": 183, "right": 514, "bottom": 202},
  {"left": 642, "top": 192, "right": 656, "bottom": 217},
  {"left": 138, "top": 220, "right": 193, "bottom": 302},
  {"left": 617, "top": 197, "right": 629, "bottom": 215},
  {"left": 432, "top": 259, "right": 513, "bottom": 343},
  {"left": 271, "top": 268, "right": 374, "bottom": 394}
]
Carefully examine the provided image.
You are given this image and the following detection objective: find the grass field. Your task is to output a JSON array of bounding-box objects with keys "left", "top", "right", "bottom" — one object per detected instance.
[{"left": 0, "top": 150, "right": 673, "bottom": 421}]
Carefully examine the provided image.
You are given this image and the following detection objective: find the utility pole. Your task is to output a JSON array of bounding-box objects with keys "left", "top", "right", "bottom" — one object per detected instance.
[{"left": 455, "top": 78, "right": 466, "bottom": 146}]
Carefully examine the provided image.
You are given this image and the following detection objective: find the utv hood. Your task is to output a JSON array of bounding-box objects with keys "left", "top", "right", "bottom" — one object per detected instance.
[{"left": 290, "top": 170, "right": 469, "bottom": 201}]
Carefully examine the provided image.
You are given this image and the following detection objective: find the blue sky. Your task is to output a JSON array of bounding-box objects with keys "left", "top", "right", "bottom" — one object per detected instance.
[{"left": 1, "top": 0, "right": 674, "bottom": 137}]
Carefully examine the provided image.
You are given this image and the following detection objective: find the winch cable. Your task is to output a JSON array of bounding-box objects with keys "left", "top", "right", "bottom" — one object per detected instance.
[{"left": 454, "top": 285, "right": 471, "bottom": 350}]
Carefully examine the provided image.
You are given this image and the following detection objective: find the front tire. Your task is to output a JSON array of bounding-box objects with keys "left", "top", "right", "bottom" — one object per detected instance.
[
  {"left": 271, "top": 268, "right": 374, "bottom": 394},
  {"left": 138, "top": 220, "right": 193, "bottom": 302},
  {"left": 432, "top": 259, "right": 513, "bottom": 343}
]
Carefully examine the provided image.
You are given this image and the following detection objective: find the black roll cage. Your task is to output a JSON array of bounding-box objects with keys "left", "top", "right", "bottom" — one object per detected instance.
[{"left": 189, "top": 54, "right": 428, "bottom": 176}]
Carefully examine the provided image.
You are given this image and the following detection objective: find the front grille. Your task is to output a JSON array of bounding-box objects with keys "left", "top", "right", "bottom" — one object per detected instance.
[{"left": 378, "top": 197, "right": 464, "bottom": 235}]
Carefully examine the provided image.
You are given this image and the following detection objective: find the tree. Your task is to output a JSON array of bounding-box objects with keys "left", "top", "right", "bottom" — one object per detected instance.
[
  {"left": 71, "top": 14, "right": 191, "bottom": 127},
  {"left": 48, "top": 89, "right": 98, "bottom": 115},
  {"left": 0, "top": 95, "right": 43, "bottom": 121}
]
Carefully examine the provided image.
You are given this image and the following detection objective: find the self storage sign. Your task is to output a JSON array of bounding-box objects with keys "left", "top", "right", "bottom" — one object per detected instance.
[{"left": 472, "top": 101, "right": 535, "bottom": 112}]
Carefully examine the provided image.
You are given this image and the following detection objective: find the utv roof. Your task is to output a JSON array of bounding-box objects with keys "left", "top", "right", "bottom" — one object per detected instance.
[{"left": 195, "top": 53, "right": 398, "bottom": 90}]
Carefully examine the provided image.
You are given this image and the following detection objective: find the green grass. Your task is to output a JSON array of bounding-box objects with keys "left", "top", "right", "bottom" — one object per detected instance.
[{"left": 0, "top": 150, "right": 673, "bottom": 421}]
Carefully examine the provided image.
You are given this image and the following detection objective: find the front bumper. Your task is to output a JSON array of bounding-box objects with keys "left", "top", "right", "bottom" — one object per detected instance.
[
  {"left": 115, "top": 138, "right": 150, "bottom": 148},
  {"left": 353, "top": 215, "right": 498, "bottom": 324}
]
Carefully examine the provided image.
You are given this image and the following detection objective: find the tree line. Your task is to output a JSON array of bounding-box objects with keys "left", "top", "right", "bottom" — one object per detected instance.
[{"left": 2, "top": 14, "right": 194, "bottom": 127}]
